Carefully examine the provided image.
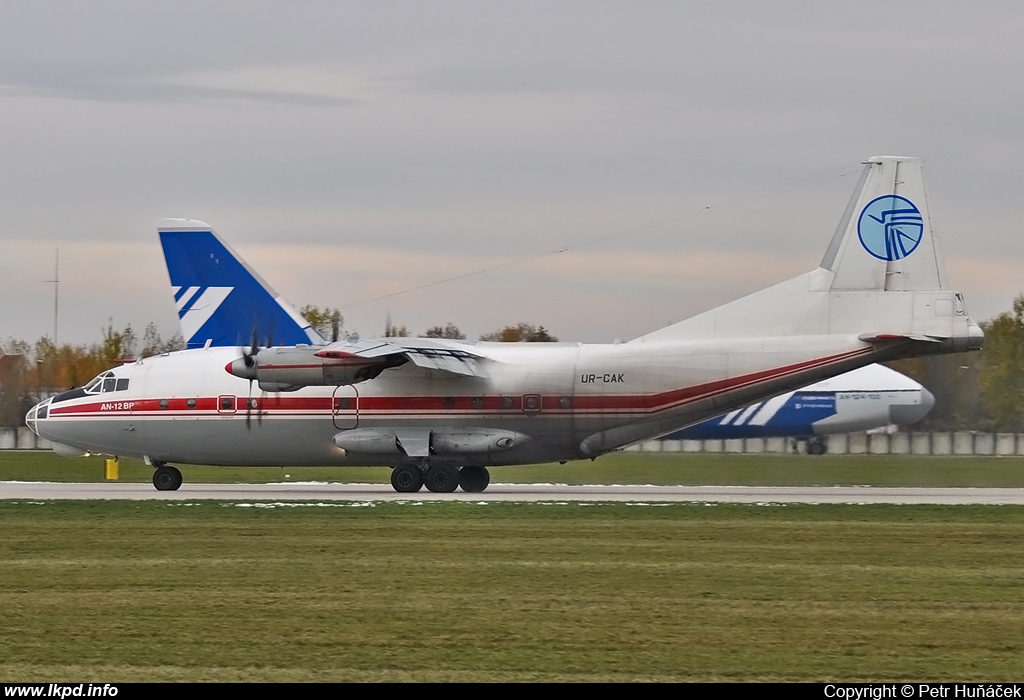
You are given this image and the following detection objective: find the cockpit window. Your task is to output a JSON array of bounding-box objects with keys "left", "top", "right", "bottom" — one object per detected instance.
[
  {"left": 102, "top": 377, "right": 116, "bottom": 393},
  {"left": 84, "top": 372, "right": 114, "bottom": 395},
  {"left": 115, "top": 378, "right": 129, "bottom": 392}
]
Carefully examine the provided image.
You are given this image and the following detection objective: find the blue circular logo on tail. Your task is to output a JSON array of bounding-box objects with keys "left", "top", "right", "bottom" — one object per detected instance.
[{"left": 857, "top": 195, "right": 924, "bottom": 261}]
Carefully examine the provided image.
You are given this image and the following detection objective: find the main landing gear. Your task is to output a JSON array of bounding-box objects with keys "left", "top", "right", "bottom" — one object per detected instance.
[
  {"left": 152, "top": 463, "right": 183, "bottom": 491},
  {"left": 390, "top": 464, "right": 491, "bottom": 493},
  {"left": 792, "top": 437, "right": 828, "bottom": 456}
]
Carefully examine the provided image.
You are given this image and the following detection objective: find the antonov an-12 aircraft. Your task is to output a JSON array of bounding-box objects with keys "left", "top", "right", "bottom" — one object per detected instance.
[
  {"left": 26, "top": 157, "right": 981, "bottom": 492},
  {"left": 156, "top": 210, "right": 937, "bottom": 454}
]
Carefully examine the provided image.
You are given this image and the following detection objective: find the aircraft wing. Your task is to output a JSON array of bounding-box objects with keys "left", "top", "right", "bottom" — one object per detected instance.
[{"left": 315, "top": 338, "right": 490, "bottom": 379}]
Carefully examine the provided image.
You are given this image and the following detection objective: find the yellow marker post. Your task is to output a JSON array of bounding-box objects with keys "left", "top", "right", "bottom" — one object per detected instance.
[{"left": 104, "top": 458, "right": 119, "bottom": 481}]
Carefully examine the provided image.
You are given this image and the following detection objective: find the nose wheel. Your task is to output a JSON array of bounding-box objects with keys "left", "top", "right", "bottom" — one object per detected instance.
[{"left": 153, "top": 465, "right": 183, "bottom": 491}]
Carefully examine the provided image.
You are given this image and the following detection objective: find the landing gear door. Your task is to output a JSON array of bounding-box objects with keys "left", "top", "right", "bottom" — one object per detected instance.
[{"left": 332, "top": 386, "right": 359, "bottom": 430}]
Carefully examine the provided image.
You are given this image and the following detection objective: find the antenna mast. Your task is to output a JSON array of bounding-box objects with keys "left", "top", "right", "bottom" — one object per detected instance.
[{"left": 46, "top": 248, "right": 59, "bottom": 344}]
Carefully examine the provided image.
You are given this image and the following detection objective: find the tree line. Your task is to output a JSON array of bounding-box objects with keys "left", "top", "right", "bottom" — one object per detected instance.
[
  {"left": 887, "top": 295, "right": 1024, "bottom": 431},
  {"left": 0, "top": 322, "right": 184, "bottom": 427}
]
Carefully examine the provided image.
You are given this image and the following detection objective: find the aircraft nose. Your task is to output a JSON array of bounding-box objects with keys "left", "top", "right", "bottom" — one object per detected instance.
[
  {"left": 889, "top": 387, "right": 936, "bottom": 426},
  {"left": 25, "top": 398, "right": 49, "bottom": 437}
]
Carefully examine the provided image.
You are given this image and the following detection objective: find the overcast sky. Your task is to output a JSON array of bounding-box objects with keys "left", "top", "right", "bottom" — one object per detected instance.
[{"left": 2, "top": 1, "right": 1022, "bottom": 346}]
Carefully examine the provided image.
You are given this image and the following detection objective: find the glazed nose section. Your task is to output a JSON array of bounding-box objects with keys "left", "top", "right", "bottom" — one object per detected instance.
[
  {"left": 889, "top": 387, "right": 935, "bottom": 426},
  {"left": 25, "top": 398, "right": 51, "bottom": 436}
]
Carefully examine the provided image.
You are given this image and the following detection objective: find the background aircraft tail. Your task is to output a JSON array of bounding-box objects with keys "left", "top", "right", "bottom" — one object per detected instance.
[
  {"left": 633, "top": 156, "right": 983, "bottom": 353},
  {"left": 159, "top": 219, "right": 326, "bottom": 349}
]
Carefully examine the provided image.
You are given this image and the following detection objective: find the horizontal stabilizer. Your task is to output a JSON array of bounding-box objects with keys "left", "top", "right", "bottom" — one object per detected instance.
[{"left": 857, "top": 333, "right": 941, "bottom": 344}]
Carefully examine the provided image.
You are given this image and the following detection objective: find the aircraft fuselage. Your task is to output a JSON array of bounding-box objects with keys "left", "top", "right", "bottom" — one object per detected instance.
[{"left": 30, "top": 335, "right": 887, "bottom": 468}]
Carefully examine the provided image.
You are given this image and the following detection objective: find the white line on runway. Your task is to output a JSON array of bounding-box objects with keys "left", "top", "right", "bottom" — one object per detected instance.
[{"left": 3, "top": 482, "right": 1024, "bottom": 504}]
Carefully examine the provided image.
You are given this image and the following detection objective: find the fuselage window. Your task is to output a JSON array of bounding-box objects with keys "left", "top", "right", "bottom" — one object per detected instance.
[
  {"left": 115, "top": 378, "right": 129, "bottom": 392},
  {"left": 186, "top": 398, "right": 197, "bottom": 409}
]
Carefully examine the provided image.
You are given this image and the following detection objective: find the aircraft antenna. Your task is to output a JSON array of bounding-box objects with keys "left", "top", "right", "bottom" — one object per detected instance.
[
  {"left": 338, "top": 165, "right": 864, "bottom": 310},
  {"left": 45, "top": 248, "right": 59, "bottom": 344}
]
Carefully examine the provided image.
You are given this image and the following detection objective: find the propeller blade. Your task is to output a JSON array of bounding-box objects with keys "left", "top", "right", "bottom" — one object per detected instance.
[{"left": 245, "top": 379, "right": 254, "bottom": 430}]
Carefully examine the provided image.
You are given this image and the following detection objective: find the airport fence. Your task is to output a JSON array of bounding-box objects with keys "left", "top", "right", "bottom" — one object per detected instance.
[
  {"left": 626, "top": 431, "right": 1024, "bottom": 456},
  {"left": 4, "top": 426, "right": 1024, "bottom": 457},
  {"left": 0, "top": 428, "right": 51, "bottom": 450}
]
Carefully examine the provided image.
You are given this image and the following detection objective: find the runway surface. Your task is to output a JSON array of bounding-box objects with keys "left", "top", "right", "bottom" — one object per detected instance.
[{"left": 4, "top": 481, "right": 1024, "bottom": 504}]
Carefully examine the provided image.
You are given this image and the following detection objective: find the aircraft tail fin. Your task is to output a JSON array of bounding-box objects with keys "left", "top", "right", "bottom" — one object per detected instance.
[
  {"left": 633, "top": 156, "right": 982, "bottom": 352},
  {"left": 820, "top": 156, "right": 946, "bottom": 292},
  {"left": 158, "top": 219, "right": 327, "bottom": 349}
]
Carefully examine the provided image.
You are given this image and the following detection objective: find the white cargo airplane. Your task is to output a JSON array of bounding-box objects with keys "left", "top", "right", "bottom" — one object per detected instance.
[
  {"left": 26, "top": 156, "right": 981, "bottom": 492},
  {"left": 156, "top": 212, "right": 937, "bottom": 454}
]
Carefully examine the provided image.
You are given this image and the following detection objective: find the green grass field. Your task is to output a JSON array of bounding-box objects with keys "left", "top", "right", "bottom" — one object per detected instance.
[
  {"left": 1, "top": 501, "right": 1022, "bottom": 682},
  {"left": 4, "top": 450, "right": 1024, "bottom": 487},
  {"left": 4, "top": 452, "right": 1023, "bottom": 681}
]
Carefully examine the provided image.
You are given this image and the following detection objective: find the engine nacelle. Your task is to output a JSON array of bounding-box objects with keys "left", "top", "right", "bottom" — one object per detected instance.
[
  {"left": 332, "top": 429, "right": 404, "bottom": 455},
  {"left": 332, "top": 428, "right": 531, "bottom": 456},
  {"left": 431, "top": 430, "right": 527, "bottom": 454},
  {"left": 227, "top": 346, "right": 404, "bottom": 388}
]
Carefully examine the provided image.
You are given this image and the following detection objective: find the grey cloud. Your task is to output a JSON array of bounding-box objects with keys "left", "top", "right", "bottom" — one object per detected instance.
[
  {"left": 1, "top": 1, "right": 1023, "bottom": 343},
  {"left": 0, "top": 68, "right": 356, "bottom": 106}
]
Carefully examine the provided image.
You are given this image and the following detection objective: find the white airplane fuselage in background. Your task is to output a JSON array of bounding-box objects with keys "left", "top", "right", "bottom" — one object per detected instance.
[
  {"left": 669, "top": 363, "right": 934, "bottom": 445},
  {"left": 26, "top": 156, "right": 982, "bottom": 491}
]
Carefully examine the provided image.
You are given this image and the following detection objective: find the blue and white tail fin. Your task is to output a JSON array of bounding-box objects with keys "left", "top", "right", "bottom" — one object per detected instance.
[
  {"left": 822, "top": 156, "right": 946, "bottom": 292},
  {"left": 634, "top": 156, "right": 983, "bottom": 352},
  {"left": 158, "top": 219, "right": 326, "bottom": 349}
]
